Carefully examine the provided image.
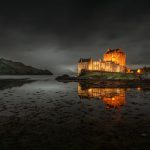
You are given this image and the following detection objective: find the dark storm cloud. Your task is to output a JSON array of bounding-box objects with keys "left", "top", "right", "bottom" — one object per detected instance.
[{"left": 0, "top": 0, "right": 150, "bottom": 73}]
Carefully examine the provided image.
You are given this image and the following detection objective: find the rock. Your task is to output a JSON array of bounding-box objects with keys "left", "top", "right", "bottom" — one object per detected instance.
[{"left": 55, "top": 74, "right": 77, "bottom": 81}]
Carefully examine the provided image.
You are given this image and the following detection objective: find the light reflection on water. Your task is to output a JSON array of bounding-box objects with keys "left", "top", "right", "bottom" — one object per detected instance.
[
  {"left": 78, "top": 83, "right": 126, "bottom": 110},
  {"left": 76, "top": 83, "right": 150, "bottom": 121}
]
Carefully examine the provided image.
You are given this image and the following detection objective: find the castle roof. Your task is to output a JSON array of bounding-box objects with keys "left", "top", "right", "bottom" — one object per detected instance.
[
  {"left": 105, "top": 48, "right": 125, "bottom": 54},
  {"left": 78, "top": 58, "right": 91, "bottom": 62}
]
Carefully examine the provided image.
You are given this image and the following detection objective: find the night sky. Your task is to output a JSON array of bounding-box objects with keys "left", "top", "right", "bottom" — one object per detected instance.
[{"left": 0, "top": 0, "right": 150, "bottom": 73}]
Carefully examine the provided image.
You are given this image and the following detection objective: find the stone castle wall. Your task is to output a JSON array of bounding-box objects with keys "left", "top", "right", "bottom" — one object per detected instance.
[{"left": 78, "top": 60, "right": 125, "bottom": 74}]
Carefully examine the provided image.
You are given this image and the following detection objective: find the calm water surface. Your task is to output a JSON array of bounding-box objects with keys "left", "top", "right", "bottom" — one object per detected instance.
[{"left": 0, "top": 76, "right": 150, "bottom": 150}]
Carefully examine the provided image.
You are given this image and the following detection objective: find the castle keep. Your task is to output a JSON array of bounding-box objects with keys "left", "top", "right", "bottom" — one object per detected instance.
[{"left": 78, "top": 48, "right": 127, "bottom": 74}]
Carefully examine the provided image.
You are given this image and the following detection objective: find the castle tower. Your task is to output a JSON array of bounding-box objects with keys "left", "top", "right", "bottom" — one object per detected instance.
[
  {"left": 77, "top": 58, "right": 92, "bottom": 75},
  {"left": 103, "top": 48, "right": 126, "bottom": 66}
]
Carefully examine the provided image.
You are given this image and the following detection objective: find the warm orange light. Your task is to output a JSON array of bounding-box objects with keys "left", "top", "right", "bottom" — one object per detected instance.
[
  {"left": 137, "top": 69, "right": 141, "bottom": 74},
  {"left": 88, "top": 64, "right": 92, "bottom": 70},
  {"left": 126, "top": 68, "right": 131, "bottom": 73},
  {"left": 112, "top": 56, "right": 116, "bottom": 62},
  {"left": 137, "top": 87, "right": 141, "bottom": 91},
  {"left": 78, "top": 84, "right": 126, "bottom": 110},
  {"left": 88, "top": 88, "right": 92, "bottom": 93},
  {"left": 112, "top": 97, "right": 115, "bottom": 101}
]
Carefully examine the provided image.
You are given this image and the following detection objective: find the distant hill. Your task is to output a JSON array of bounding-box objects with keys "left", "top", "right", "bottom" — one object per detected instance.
[{"left": 0, "top": 58, "right": 53, "bottom": 75}]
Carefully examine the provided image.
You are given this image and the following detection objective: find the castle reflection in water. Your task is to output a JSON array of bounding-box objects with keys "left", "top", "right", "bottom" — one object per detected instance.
[{"left": 78, "top": 83, "right": 127, "bottom": 110}]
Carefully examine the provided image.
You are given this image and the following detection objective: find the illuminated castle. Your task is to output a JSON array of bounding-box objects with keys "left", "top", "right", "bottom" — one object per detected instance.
[{"left": 78, "top": 48, "right": 127, "bottom": 74}]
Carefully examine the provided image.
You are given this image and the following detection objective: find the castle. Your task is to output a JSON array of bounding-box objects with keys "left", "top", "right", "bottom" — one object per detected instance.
[{"left": 78, "top": 48, "right": 128, "bottom": 75}]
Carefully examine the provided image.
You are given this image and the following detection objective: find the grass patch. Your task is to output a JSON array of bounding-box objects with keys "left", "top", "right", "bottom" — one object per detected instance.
[{"left": 79, "top": 71, "right": 138, "bottom": 80}]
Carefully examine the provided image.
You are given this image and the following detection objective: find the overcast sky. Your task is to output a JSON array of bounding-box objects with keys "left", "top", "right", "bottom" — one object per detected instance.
[{"left": 0, "top": 0, "right": 150, "bottom": 73}]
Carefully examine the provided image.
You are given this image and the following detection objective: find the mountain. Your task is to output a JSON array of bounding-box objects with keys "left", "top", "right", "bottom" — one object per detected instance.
[{"left": 0, "top": 58, "right": 53, "bottom": 75}]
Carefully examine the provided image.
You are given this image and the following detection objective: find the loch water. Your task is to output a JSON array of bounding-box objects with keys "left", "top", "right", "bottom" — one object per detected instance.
[{"left": 0, "top": 76, "right": 150, "bottom": 150}]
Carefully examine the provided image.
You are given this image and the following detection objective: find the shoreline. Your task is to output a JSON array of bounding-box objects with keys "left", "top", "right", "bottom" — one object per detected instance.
[
  {"left": 56, "top": 76, "right": 150, "bottom": 82},
  {"left": 55, "top": 76, "right": 150, "bottom": 89}
]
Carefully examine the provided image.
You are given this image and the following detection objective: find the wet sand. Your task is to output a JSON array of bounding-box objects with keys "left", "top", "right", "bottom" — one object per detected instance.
[{"left": 0, "top": 76, "right": 150, "bottom": 150}]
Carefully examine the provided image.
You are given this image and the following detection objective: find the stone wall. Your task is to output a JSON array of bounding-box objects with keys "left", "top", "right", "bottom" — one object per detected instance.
[{"left": 78, "top": 60, "right": 126, "bottom": 74}]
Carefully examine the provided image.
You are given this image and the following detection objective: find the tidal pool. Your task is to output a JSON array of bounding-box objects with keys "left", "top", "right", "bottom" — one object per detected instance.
[{"left": 0, "top": 76, "right": 150, "bottom": 150}]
